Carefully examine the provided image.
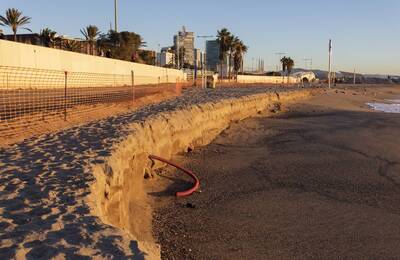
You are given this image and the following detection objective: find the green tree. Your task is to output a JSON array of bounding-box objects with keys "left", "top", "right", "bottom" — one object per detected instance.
[
  {"left": 98, "top": 30, "right": 146, "bottom": 61},
  {"left": 280, "top": 56, "right": 288, "bottom": 83},
  {"left": 280, "top": 56, "right": 294, "bottom": 83},
  {"left": 286, "top": 57, "right": 294, "bottom": 75},
  {"left": 0, "top": 8, "right": 31, "bottom": 41},
  {"left": 137, "top": 50, "right": 156, "bottom": 65},
  {"left": 233, "top": 39, "right": 248, "bottom": 79},
  {"left": 217, "top": 28, "right": 232, "bottom": 79},
  {"left": 40, "top": 28, "right": 57, "bottom": 47},
  {"left": 80, "top": 25, "right": 100, "bottom": 55},
  {"left": 286, "top": 57, "right": 294, "bottom": 83},
  {"left": 63, "top": 40, "right": 81, "bottom": 52},
  {"left": 227, "top": 35, "right": 237, "bottom": 80},
  {"left": 280, "top": 56, "right": 288, "bottom": 72}
]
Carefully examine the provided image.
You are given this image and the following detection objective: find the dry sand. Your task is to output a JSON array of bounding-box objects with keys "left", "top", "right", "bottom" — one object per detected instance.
[
  {"left": 0, "top": 86, "right": 311, "bottom": 259},
  {"left": 152, "top": 85, "right": 400, "bottom": 259}
]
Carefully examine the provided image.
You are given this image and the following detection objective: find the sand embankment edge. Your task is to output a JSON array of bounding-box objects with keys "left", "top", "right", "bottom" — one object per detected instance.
[{"left": 86, "top": 88, "right": 318, "bottom": 259}]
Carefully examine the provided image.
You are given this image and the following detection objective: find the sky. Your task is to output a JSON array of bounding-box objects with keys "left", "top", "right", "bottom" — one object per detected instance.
[{"left": 0, "top": 0, "right": 399, "bottom": 75}]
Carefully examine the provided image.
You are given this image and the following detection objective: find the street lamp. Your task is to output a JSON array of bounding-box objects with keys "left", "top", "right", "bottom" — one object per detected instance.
[
  {"left": 114, "top": 0, "right": 118, "bottom": 32},
  {"left": 197, "top": 35, "right": 215, "bottom": 89}
]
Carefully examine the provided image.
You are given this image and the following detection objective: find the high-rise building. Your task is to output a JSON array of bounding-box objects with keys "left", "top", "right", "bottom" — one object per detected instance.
[
  {"left": 157, "top": 47, "right": 175, "bottom": 67},
  {"left": 173, "top": 26, "right": 195, "bottom": 67},
  {"left": 206, "top": 40, "right": 220, "bottom": 71},
  {"left": 194, "top": 48, "right": 204, "bottom": 69}
]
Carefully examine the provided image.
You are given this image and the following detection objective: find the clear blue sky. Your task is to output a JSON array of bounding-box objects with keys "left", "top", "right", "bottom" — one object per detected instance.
[{"left": 1, "top": 0, "right": 399, "bottom": 75}]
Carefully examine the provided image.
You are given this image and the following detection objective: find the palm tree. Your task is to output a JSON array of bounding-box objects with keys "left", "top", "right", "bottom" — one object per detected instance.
[
  {"left": 80, "top": 25, "right": 100, "bottom": 55},
  {"left": 280, "top": 56, "right": 295, "bottom": 83},
  {"left": 233, "top": 39, "right": 248, "bottom": 80},
  {"left": 63, "top": 40, "right": 81, "bottom": 52},
  {"left": 280, "top": 56, "right": 288, "bottom": 83},
  {"left": 217, "top": 28, "right": 231, "bottom": 79},
  {"left": 286, "top": 57, "right": 294, "bottom": 83},
  {"left": 227, "top": 35, "right": 238, "bottom": 80},
  {"left": 0, "top": 8, "right": 31, "bottom": 41},
  {"left": 280, "top": 56, "right": 288, "bottom": 72},
  {"left": 40, "top": 28, "right": 57, "bottom": 47}
]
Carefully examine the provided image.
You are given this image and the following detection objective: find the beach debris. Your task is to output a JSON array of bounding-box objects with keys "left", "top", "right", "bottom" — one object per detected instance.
[
  {"left": 185, "top": 202, "right": 196, "bottom": 209},
  {"left": 275, "top": 91, "right": 280, "bottom": 100},
  {"left": 270, "top": 102, "right": 281, "bottom": 113}
]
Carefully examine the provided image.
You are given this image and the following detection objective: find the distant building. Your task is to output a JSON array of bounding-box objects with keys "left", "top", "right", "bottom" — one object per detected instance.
[
  {"left": 173, "top": 26, "right": 195, "bottom": 67},
  {"left": 2, "top": 33, "right": 41, "bottom": 45},
  {"left": 157, "top": 47, "right": 175, "bottom": 67},
  {"left": 194, "top": 48, "right": 204, "bottom": 69},
  {"left": 206, "top": 40, "right": 219, "bottom": 71}
]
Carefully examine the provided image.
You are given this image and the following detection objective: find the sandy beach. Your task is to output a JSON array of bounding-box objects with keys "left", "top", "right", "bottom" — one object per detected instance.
[
  {"left": 0, "top": 1, "right": 397, "bottom": 259},
  {"left": 151, "top": 85, "right": 400, "bottom": 259},
  {"left": 0, "top": 86, "right": 311, "bottom": 259},
  {"left": 1, "top": 84, "right": 399, "bottom": 259}
]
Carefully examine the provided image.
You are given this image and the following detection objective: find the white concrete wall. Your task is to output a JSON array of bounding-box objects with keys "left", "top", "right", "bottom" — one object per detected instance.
[
  {"left": 237, "top": 75, "right": 300, "bottom": 84},
  {"left": 0, "top": 39, "right": 186, "bottom": 85}
]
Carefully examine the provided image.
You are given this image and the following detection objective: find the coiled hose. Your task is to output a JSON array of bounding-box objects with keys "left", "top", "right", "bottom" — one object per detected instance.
[{"left": 149, "top": 154, "right": 200, "bottom": 197}]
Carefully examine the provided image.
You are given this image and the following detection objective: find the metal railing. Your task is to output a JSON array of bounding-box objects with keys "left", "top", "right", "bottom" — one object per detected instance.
[{"left": 0, "top": 65, "right": 181, "bottom": 144}]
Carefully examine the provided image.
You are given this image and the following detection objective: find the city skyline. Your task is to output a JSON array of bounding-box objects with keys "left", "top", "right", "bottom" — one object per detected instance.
[{"left": 1, "top": 0, "right": 399, "bottom": 75}]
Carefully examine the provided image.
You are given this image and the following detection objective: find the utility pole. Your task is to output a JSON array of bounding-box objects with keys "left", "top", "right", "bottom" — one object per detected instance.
[
  {"left": 114, "top": 0, "right": 118, "bottom": 32},
  {"left": 275, "top": 52, "right": 286, "bottom": 71},
  {"left": 197, "top": 35, "right": 215, "bottom": 89},
  {"left": 353, "top": 68, "right": 356, "bottom": 85},
  {"left": 328, "top": 39, "right": 332, "bottom": 88},
  {"left": 177, "top": 32, "right": 180, "bottom": 69},
  {"left": 157, "top": 44, "right": 161, "bottom": 66}
]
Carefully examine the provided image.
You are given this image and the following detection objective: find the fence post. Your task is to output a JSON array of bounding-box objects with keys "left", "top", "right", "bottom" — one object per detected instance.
[
  {"left": 131, "top": 70, "right": 135, "bottom": 103},
  {"left": 64, "top": 71, "right": 68, "bottom": 121}
]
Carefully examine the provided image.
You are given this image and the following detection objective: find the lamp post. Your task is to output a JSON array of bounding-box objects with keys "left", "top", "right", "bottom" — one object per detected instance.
[
  {"left": 328, "top": 39, "right": 332, "bottom": 88},
  {"left": 176, "top": 32, "right": 180, "bottom": 70},
  {"left": 275, "top": 52, "right": 286, "bottom": 72},
  {"left": 157, "top": 43, "right": 161, "bottom": 66},
  {"left": 197, "top": 35, "right": 215, "bottom": 89},
  {"left": 114, "top": 0, "right": 118, "bottom": 32}
]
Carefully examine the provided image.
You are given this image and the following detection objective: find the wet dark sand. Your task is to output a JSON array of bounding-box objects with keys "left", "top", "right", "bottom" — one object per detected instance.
[{"left": 151, "top": 85, "right": 400, "bottom": 259}]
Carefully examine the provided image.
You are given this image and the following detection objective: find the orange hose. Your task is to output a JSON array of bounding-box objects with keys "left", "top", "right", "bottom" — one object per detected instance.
[{"left": 149, "top": 154, "right": 200, "bottom": 197}]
